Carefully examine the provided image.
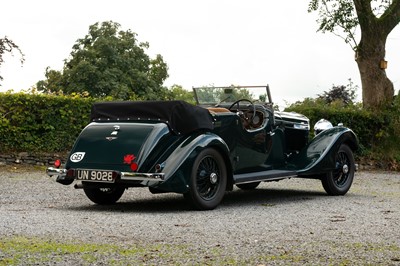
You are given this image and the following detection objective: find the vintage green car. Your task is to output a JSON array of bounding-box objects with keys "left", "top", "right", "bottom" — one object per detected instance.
[{"left": 47, "top": 85, "right": 358, "bottom": 210}]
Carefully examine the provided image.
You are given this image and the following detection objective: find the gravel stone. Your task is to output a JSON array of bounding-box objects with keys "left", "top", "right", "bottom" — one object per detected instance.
[{"left": 0, "top": 168, "right": 399, "bottom": 265}]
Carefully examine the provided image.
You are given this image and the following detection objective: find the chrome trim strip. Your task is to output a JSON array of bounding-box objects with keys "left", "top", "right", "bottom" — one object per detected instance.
[
  {"left": 120, "top": 172, "right": 165, "bottom": 182},
  {"left": 46, "top": 167, "right": 66, "bottom": 176}
]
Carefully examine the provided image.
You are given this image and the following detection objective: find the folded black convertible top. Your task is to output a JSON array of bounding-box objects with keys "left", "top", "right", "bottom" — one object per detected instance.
[{"left": 90, "top": 100, "right": 214, "bottom": 135}]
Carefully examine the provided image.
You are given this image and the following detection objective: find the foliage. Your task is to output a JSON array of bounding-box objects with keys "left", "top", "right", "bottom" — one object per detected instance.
[
  {"left": 318, "top": 78, "right": 357, "bottom": 105},
  {"left": 194, "top": 86, "right": 254, "bottom": 104},
  {"left": 308, "top": 0, "right": 397, "bottom": 50},
  {"left": 372, "top": 94, "right": 400, "bottom": 166},
  {"left": 286, "top": 90, "right": 400, "bottom": 166},
  {"left": 0, "top": 85, "right": 196, "bottom": 153},
  {"left": 285, "top": 99, "right": 379, "bottom": 154},
  {"left": 2, "top": 87, "right": 400, "bottom": 168},
  {"left": 36, "top": 21, "right": 169, "bottom": 100},
  {"left": 164, "top": 84, "right": 195, "bottom": 104},
  {"left": 0, "top": 36, "right": 25, "bottom": 83},
  {"left": 308, "top": 0, "right": 359, "bottom": 49},
  {"left": 0, "top": 91, "right": 94, "bottom": 152},
  {"left": 308, "top": 0, "right": 400, "bottom": 109}
]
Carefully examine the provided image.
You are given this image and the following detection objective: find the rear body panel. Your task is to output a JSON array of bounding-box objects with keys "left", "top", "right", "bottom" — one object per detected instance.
[{"left": 67, "top": 122, "right": 173, "bottom": 173}]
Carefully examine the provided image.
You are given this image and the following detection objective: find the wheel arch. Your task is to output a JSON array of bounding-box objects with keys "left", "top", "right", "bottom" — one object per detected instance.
[
  {"left": 207, "top": 143, "right": 234, "bottom": 191},
  {"left": 156, "top": 132, "right": 232, "bottom": 193},
  {"left": 342, "top": 132, "right": 358, "bottom": 152},
  {"left": 296, "top": 127, "right": 359, "bottom": 176}
]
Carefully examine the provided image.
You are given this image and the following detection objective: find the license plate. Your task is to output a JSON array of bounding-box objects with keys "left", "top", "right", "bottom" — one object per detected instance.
[{"left": 76, "top": 169, "right": 116, "bottom": 183}]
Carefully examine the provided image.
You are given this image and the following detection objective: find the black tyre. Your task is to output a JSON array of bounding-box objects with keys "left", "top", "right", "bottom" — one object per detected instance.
[
  {"left": 236, "top": 182, "right": 261, "bottom": 190},
  {"left": 83, "top": 186, "right": 125, "bottom": 205},
  {"left": 184, "top": 148, "right": 227, "bottom": 210},
  {"left": 321, "top": 144, "right": 355, "bottom": 195}
]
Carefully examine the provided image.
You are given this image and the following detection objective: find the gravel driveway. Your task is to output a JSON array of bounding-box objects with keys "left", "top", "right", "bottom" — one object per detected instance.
[{"left": 0, "top": 167, "right": 399, "bottom": 265}]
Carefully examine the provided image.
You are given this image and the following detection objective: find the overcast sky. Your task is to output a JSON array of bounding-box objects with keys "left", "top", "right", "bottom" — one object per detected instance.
[{"left": 1, "top": 0, "right": 399, "bottom": 106}]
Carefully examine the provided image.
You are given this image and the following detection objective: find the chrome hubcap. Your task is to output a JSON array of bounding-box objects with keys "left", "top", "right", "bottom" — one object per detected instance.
[
  {"left": 342, "top": 164, "right": 349, "bottom": 174},
  {"left": 209, "top": 173, "right": 218, "bottom": 184}
]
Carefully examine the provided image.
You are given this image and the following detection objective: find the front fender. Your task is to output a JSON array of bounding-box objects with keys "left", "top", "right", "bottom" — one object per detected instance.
[
  {"left": 155, "top": 132, "right": 230, "bottom": 193},
  {"left": 291, "top": 126, "right": 358, "bottom": 175}
]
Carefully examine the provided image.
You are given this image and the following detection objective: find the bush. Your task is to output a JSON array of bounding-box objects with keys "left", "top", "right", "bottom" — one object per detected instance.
[
  {"left": 0, "top": 92, "right": 94, "bottom": 152},
  {"left": 2, "top": 90, "right": 400, "bottom": 169},
  {"left": 285, "top": 97, "right": 400, "bottom": 167},
  {"left": 0, "top": 87, "right": 195, "bottom": 153}
]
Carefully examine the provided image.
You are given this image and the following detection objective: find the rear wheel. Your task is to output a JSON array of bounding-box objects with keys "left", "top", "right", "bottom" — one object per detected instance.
[
  {"left": 83, "top": 186, "right": 125, "bottom": 204},
  {"left": 321, "top": 144, "right": 355, "bottom": 195},
  {"left": 184, "top": 148, "right": 227, "bottom": 210},
  {"left": 236, "top": 182, "right": 261, "bottom": 190}
]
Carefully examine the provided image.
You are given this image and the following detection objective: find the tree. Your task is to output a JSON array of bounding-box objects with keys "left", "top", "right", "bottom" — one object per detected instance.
[
  {"left": 318, "top": 79, "right": 358, "bottom": 105},
  {"left": 308, "top": 0, "right": 400, "bottom": 109},
  {"left": 0, "top": 36, "right": 24, "bottom": 84},
  {"left": 37, "top": 21, "right": 169, "bottom": 100},
  {"left": 166, "top": 84, "right": 195, "bottom": 103}
]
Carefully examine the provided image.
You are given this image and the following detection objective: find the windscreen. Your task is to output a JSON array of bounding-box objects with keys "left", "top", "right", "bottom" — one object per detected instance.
[{"left": 193, "top": 86, "right": 269, "bottom": 106}]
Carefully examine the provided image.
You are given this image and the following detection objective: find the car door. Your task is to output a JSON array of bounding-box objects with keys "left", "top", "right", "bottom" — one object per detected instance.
[{"left": 233, "top": 108, "right": 275, "bottom": 173}]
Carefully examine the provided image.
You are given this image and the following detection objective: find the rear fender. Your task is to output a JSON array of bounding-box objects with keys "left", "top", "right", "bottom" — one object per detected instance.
[
  {"left": 292, "top": 127, "right": 358, "bottom": 175},
  {"left": 65, "top": 122, "right": 171, "bottom": 170},
  {"left": 155, "top": 132, "right": 231, "bottom": 193}
]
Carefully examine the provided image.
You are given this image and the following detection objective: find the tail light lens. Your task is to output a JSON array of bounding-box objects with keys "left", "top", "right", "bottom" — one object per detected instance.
[
  {"left": 66, "top": 169, "right": 75, "bottom": 177},
  {"left": 54, "top": 159, "right": 61, "bottom": 168}
]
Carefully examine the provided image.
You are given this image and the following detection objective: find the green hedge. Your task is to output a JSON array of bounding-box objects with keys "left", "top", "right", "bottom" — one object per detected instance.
[
  {"left": 1, "top": 92, "right": 398, "bottom": 163},
  {"left": 0, "top": 92, "right": 94, "bottom": 152},
  {"left": 287, "top": 106, "right": 380, "bottom": 148},
  {"left": 285, "top": 100, "right": 400, "bottom": 161}
]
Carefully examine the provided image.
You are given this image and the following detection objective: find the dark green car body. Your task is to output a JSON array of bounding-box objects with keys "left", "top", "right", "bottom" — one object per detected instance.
[{"left": 47, "top": 86, "right": 358, "bottom": 210}]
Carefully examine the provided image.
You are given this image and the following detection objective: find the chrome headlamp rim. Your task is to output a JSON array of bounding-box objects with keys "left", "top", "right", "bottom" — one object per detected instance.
[{"left": 314, "top": 119, "right": 333, "bottom": 134}]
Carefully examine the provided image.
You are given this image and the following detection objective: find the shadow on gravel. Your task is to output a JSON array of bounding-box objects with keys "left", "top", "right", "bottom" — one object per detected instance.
[
  {"left": 223, "top": 187, "right": 327, "bottom": 207},
  {"left": 67, "top": 187, "right": 327, "bottom": 213}
]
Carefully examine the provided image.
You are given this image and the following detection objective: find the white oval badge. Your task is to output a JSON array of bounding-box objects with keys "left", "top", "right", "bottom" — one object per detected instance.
[{"left": 70, "top": 152, "right": 86, "bottom": 162}]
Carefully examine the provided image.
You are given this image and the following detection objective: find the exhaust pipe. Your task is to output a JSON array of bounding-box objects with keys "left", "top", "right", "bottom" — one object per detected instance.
[{"left": 74, "top": 183, "right": 84, "bottom": 189}]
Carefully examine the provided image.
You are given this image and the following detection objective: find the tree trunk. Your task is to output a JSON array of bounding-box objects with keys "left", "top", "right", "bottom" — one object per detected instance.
[
  {"left": 352, "top": 0, "right": 400, "bottom": 109},
  {"left": 355, "top": 30, "right": 394, "bottom": 109}
]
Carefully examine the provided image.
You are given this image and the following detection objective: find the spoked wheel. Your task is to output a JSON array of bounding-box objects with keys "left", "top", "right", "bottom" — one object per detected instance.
[
  {"left": 83, "top": 186, "right": 125, "bottom": 205},
  {"left": 321, "top": 144, "right": 355, "bottom": 195},
  {"left": 184, "top": 148, "right": 227, "bottom": 210}
]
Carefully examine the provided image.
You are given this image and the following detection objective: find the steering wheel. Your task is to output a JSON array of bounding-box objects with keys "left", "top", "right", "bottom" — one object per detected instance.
[{"left": 228, "top": 99, "right": 256, "bottom": 127}]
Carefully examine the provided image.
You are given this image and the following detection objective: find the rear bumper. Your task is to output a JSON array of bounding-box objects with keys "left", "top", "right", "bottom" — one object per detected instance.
[
  {"left": 46, "top": 167, "right": 165, "bottom": 185},
  {"left": 46, "top": 167, "right": 67, "bottom": 177},
  {"left": 119, "top": 171, "right": 164, "bottom": 181}
]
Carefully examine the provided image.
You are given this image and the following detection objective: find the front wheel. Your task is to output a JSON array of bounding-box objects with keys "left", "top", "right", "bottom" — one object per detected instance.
[
  {"left": 184, "top": 148, "right": 227, "bottom": 210},
  {"left": 321, "top": 144, "right": 355, "bottom": 195},
  {"left": 83, "top": 186, "right": 125, "bottom": 205}
]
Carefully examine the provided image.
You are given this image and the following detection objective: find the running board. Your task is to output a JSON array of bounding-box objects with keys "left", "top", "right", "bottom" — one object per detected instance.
[{"left": 233, "top": 170, "right": 297, "bottom": 184}]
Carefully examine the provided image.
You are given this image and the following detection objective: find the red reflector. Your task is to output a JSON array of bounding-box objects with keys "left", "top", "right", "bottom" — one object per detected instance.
[
  {"left": 54, "top": 159, "right": 61, "bottom": 168},
  {"left": 66, "top": 169, "right": 75, "bottom": 177},
  {"left": 112, "top": 171, "right": 119, "bottom": 180},
  {"left": 130, "top": 163, "right": 138, "bottom": 171}
]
